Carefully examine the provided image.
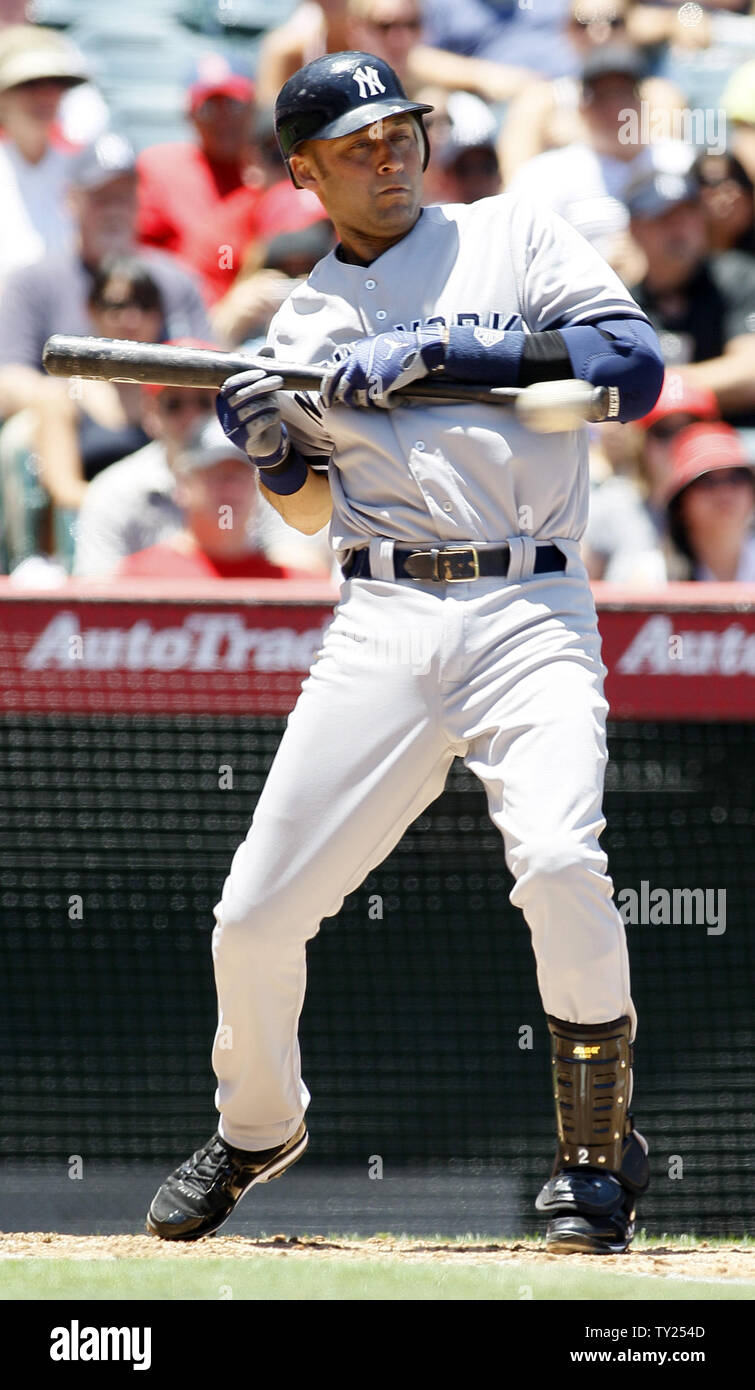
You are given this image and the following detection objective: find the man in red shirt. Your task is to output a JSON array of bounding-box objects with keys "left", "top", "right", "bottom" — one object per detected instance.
[
  {"left": 136, "top": 53, "right": 256, "bottom": 262},
  {"left": 118, "top": 415, "right": 299, "bottom": 580},
  {"left": 184, "top": 109, "right": 328, "bottom": 306}
]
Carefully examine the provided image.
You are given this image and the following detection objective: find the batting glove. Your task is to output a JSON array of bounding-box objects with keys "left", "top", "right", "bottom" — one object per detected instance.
[
  {"left": 320, "top": 327, "right": 447, "bottom": 410},
  {"left": 216, "top": 368, "right": 290, "bottom": 469}
]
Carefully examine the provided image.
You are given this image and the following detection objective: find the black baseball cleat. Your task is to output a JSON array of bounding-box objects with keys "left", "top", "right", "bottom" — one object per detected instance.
[
  {"left": 536, "top": 1130, "right": 650, "bottom": 1255},
  {"left": 146, "top": 1122, "right": 309, "bottom": 1240}
]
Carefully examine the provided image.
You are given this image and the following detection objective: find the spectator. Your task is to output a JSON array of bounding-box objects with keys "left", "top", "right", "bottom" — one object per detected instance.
[
  {"left": 183, "top": 109, "right": 328, "bottom": 308},
  {"left": 498, "top": 0, "right": 686, "bottom": 182},
  {"left": 0, "top": 24, "right": 89, "bottom": 285},
  {"left": 505, "top": 45, "right": 691, "bottom": 264},
  {"left": 423, "top": 89, "right": 501, "bottom": 203},
  {"left": 73, "top": 374, "right": 219, "bottom": 578},
  {"left": 664, "top": 423, "right": 755, "bottom": 581},
  {"left": 211, "top": 220, "right": 335, "bottom": 349},
  {"left": 136, "top": 53, "right": 256, "bottom": 261},
  {"left": 347, "top": 0, "right": 424, "bottom": 87},
  {"left": 421, "top": 0, "right": 579, "bottom": 82},
  {"left": 583, "top": 370, "right": 719, "bottom": 581},
  {"left": 116, "top": 416, "right": 304, "bottom": 580},
  {"left": 0, "top": 132, "right": 210, "bottom": 421},
  {"left": 627, "top": 169, "right": 755, "bottom": 427},
  {"left": 33, "top": 258, "right": 164, "bottom": 517},
  {"left": 255, "top": 0, "right": 352, "bottom": 106},
  {"left": 692, "top": 150, "right": 755, "bottom": 257},
  {"left": 73, "top": 373, "right": 333, "bottom": 580},
  {"left": 721, "top": 59, "right": 755, "bottom": 187},
  {"left": 258, "top": 0, "right": 535, "bottom": 107}
]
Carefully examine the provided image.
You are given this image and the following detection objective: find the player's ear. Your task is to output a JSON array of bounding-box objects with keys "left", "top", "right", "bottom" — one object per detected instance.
[{"left": 290, "top": 146, "right": 321, "bottom": 193}]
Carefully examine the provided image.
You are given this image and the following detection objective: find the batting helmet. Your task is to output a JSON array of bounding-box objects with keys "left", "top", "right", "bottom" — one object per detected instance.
[{"left": 274, "top": 51, "right": 433, "bottom": 187}]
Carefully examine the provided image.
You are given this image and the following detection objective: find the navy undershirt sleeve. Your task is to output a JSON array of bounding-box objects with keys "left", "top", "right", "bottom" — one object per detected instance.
[{"left": 441, "top": 317, "right": 664, "bottom": 422}]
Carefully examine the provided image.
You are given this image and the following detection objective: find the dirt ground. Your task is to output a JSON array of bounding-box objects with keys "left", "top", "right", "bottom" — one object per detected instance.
[{"left": 0, "top": 1232, "right": 752, "bottom": 1281}]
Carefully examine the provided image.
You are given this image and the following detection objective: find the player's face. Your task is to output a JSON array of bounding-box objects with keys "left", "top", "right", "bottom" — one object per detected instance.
[{"left": 290, "top": 115, "right": 424, "bottom": 255}]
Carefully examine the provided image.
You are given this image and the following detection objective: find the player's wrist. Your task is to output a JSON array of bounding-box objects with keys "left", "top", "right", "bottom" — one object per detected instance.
[
  {"left": 256, "top": 433, "right": 310, "bottom": 495},
  {"left": 441, "top": 325, "right": 524, "bottom": 385}
]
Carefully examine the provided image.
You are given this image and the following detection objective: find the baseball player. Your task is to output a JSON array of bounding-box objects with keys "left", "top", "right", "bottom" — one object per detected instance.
[{"left": 147, "top": 51, "right": 662, "bottom": 1254}]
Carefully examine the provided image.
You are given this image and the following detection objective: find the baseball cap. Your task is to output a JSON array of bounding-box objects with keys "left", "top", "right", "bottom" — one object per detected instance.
[
  {"left": 69, "top": 133, "right": 136, "bottom": 191},
  {"left": 186, "top": 52, "right": 255, "bottom": 112},
  {"left": 580, "top": 43, "right": 646, "bottom": 88},
  {"left": 626, "top": 169, "right": 699, "bottom": 220},
  {"left": 140, "top": 339, "right": 222, "bottom": 397},
  {"left": 664, "top": 423, "right": 755, "bottom": 504},
  {"left": 721, "top": 59, "right": 755, "bottom": 127},
  {"left": 640, "top": 371, "right": 719, "bottom": 428},
  {"left": 0, "top": 24, "right": 89, "bottom": 95},
  {"left": 434, "top": 91, "right": 498, "bottom": 169},
  {"left": 173, "top": 415, "right": 251, "bottom": 474}
]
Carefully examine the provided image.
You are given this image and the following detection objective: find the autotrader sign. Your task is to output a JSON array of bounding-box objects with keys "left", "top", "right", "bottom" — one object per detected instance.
[
  {"left": 0, "top": 586, "right": 753, "bottom": 718},
  {"left": 1, "top": 598, "right": 334, "bottom": 715}
]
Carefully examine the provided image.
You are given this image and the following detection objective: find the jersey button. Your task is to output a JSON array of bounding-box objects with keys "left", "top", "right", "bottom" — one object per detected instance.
[
  {"left": 442, "top": 502, "right": 453, "bottom": 512},
  {"left": 414, "top": 440, "right": 426, "bottom": 451},
  {"left": 364, "top": 279, "right": 377, "bottom": 290},
  {"left": 375, "top": 309, "right": 387, "bottom": 320}
]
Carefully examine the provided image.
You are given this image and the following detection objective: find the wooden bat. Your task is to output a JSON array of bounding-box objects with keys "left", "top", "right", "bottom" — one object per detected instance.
[{"left": 42, "top": 334, "right": 615, "bottom": 431}]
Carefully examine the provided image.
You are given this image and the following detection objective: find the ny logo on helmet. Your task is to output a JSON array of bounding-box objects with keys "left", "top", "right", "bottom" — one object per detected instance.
[{"left": 352, "top": 66, "right": 386, "bottom": 100}]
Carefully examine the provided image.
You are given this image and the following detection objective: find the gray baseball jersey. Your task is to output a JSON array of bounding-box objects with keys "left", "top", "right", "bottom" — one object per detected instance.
[
  {"left": 209, "top": 190, "right": 640, "bottom": 1159},
  {"left": 267, "top": 192, "right": 645, "bottom": 554}
]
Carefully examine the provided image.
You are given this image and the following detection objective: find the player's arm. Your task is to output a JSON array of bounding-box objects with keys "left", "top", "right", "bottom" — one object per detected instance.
[
  {"left": 321, "top": 316, "right": 664, "bottom": 423},
  {"left": 259, "top": 466, "right": 332, "bottom": 535},
  {"left": 216, "top": 368, "right": 333, "bottom": 536}
]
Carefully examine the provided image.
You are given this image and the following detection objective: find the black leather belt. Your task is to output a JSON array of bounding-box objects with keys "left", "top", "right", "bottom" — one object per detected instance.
[{"left": 342, "top": 543, "right": 566, "bottom": 583}]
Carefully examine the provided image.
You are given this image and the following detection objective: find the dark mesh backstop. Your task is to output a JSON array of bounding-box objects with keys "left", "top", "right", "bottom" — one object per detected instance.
[{"left": 1, "top": 712, "right": 752, "bottom": 1236}]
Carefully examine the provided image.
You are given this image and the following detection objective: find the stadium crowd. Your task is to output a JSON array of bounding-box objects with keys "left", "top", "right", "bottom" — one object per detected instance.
[{"left": 0, "top": 0, "right": 754, "bottom": 586}]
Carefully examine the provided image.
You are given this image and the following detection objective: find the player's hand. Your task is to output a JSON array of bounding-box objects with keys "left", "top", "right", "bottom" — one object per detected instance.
[
  {"left": 216, "top": 368, "right": 289, "bottom": 469},
  {"left": 320, "top": 327, "right": 447, "bottom": 409}
]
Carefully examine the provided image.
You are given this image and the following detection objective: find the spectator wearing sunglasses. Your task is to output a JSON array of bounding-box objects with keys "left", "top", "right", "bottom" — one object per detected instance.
[
  {"left": 664, "top": 423, "right": 755, "bottom": 582},
  {"left": 73, "top": 359, "right": 334, "bottom": 580},
  {"left": 692, "top": 151, "right": 755, "bottom": 258},
  {"left": 257, "top": 0, "right": 536, "bottom": 110},
  {"left": 137, "top": 54, "right": 256, "bottom": 261},
  {"left": 34, "top": 258, "right": 163, "bottom": 524},
  {"left": 499, "top": 0, "right": 685, "bottom": 182},
  {"left": 73, "top": 353, "right": 219, "bottom": 578},
  {"left": 347, "top": 0, "right": 424, "bottom": 89},
  {"left": 583, "top": 370, "right": 719, "bottom": 583}
]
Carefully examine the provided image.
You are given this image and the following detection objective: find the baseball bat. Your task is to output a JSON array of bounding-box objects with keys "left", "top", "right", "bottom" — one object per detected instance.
[{"left": 42, "top": 334, "right": 614, "bottom": 429}]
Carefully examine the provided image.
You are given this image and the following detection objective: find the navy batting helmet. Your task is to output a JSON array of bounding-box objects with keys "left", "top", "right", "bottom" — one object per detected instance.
[{"left": 274, "top": 51, "right": 433, "bottom": 187}]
